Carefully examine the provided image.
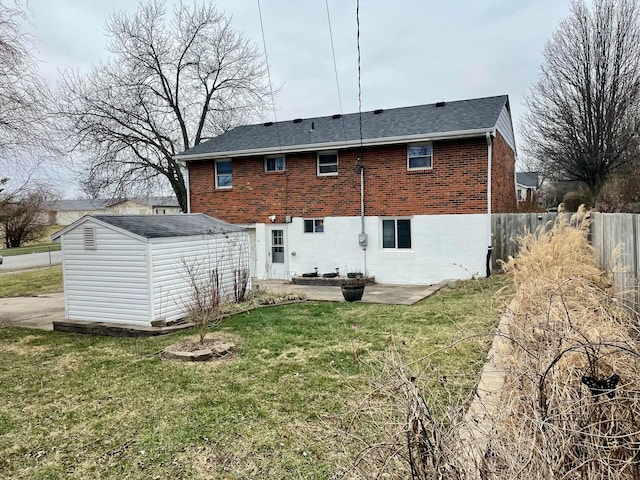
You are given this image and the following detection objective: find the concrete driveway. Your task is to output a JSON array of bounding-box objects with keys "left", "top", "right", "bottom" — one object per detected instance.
[
  {"left": 0, "top": 251, "right": 62, "bottom": 271},
  {"left": 0, "top": 293, "right": 65, "bottom": 331}
]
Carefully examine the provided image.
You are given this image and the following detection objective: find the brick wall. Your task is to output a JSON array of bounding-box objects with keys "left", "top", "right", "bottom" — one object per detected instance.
[
  {"left": 491, "top": 132, "right": 517, "bottom": 213},
  {"left": 188, "top": 137, "right": 515, "bottom": 224}
]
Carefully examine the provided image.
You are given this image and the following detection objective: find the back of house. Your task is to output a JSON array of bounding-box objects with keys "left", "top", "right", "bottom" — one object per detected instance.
[{"left": 178, "top": 95, "right": 517, "bottom": 284}]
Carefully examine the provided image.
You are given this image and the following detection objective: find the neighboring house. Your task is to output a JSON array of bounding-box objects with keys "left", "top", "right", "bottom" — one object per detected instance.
[
  {"left": 177, "top": 95, "right": 517, "bottom": 285},
  {"left": 516, "top": 171, "right": 540, "bottom": 203},
  {"left": 48, "top": 196, "right": 181, "bottom": 225},
  {"left": 51, "top": 214, "right": 250, "bottom": 327}
]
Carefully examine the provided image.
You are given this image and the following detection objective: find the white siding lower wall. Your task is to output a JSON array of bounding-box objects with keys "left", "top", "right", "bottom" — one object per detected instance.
[
  {"left": 260, "top": 214, "right": 488, "bottom": 285},
  {"left": 151, "top": 231, "right": 252, "bottom": 323},
  {"left": 62, "top": 223, "right": 150, "bottom": 325}
]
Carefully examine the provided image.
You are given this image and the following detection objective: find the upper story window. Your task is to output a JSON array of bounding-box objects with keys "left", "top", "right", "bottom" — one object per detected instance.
[
  {"left": 382, "top": 218, "right": 412, "bottom": 249},
  {"left": 265, "top": 155, "right": 285, "bottom": 172},
  {"left": 317, "top": 152, "right": 338, "bottom": 176},
  {"left": 215, "top": 159, "right": 232, "bottom": 189},
  {"left": 407, "top": 144, "right": 432, "bottom": 171},
  {"left": 304, "top": 218, "right": 324, "bottom": 233}
]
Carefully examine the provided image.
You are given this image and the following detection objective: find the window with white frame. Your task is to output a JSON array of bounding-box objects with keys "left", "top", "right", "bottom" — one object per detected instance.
[
  {"left": 304, "top": 218, "right": 324, "bottom": 233},
  {"left": 215, "top": 159, "right": 232, "bottom": 188},
  {"left": 317, "top": 152, "right": 338, "bottom": 176},
  {"left": 265, "top": 155, "right": 285, "bottom": 172},
  {"left": 407, "top": 144, "right": 432, "bottom": 170},
  {"left": 382, "top": 218, "right": 411, "bottom": 249}
]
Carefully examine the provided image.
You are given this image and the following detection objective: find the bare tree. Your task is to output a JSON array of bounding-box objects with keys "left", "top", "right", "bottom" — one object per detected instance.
[
  {"left": 57, "top": 0, "right": 269, "bottom": 211},
  {"left": 0, "top": 186, "right": 54, "bottom": 248},
  {"left": 522, "top": 0, "right": 640, "bottom": 199},
  {"left": 0, "top": 1, "right": 55, "bottom": 180}
]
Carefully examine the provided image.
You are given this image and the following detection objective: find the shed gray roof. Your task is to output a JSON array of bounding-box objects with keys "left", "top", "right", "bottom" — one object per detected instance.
[
  {"left": 516, "top": 172, "right": 539, "bottom": 188},
  {"left": 177, "top": 95, "right": 509, "bottom": 158},
  {"left": 92, "top": 214, "right": 244, "bottom": 238}
]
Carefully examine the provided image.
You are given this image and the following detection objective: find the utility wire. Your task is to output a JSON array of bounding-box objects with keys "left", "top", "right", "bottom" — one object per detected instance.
[
  {"left": 257, "top": 0, "right": 282, "bottom": 151},
  {"left": 356, "top": 0, "right": 363, "bottom": 153},
  {"left": 325, "top": 0, "right": 348, "bottom": 144}
]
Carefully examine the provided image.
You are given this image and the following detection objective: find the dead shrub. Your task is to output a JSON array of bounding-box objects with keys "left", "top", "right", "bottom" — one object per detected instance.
[{"left": 484, "top": 207, "right": 640, "bottom": 479}]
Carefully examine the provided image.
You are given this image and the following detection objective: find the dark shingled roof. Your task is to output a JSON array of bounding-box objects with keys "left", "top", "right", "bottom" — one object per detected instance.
[
  {"left": 178, "top": 95, "right": 509, "bottom": 157},
  {"left": 516, "top": 172, "right": 539, "bottom": 188},
  {"left": 91, "top": 214, "right": 244, "bottom": 238}
]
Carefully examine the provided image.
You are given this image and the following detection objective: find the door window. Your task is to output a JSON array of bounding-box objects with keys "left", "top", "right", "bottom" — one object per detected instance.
[{"left": 271, "top": 229, "right": 284, "bottom": 263}]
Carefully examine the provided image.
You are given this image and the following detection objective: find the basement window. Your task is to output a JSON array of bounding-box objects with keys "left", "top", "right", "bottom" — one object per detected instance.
[
  {"left": 382, "top": 219, "right": 411, "bottom": 249},
  {"left": 83, "top": 226, "right": 96, "bottom": 250},
  {"left": 304, "top": 218, "right": 324, "bottom": 233},
  {"left": 407, "top": 144, "right": 433, "bottom": 170}
]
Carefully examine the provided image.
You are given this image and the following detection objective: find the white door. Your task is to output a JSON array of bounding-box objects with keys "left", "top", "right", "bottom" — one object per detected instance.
[{"left": 266, "top": 226, "right": 288, "bottom": 279}]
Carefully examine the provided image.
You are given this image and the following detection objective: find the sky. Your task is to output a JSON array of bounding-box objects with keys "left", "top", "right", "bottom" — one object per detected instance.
[{"left": 19, "top": 0, "right": 574, "bottom": 195}]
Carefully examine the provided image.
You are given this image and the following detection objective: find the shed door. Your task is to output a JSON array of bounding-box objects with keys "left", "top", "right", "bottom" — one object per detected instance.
[{"left": 266, "top": 226, "right": 288, "bottom": 279}]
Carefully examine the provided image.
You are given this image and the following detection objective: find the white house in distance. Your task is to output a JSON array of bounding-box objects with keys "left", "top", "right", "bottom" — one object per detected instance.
[
  {"left": 47, "top": 196, "right": 182, "bottom": 225},
  {"left": 516, "top": 172, "right": 540, "bottom": 203},
  {"left": 52, "top": 214, "right": 250, "bottom": 328}
]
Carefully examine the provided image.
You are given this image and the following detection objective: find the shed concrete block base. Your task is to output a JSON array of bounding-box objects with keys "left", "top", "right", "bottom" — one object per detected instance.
[{"left": 53, "top": 320, "right": 194, "bottom": 337}]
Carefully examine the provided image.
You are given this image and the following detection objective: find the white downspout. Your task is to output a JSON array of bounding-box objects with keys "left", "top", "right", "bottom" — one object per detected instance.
[
  {"left": 486, "top": 132, "right": 493, "bottom": 277},
  {"left": 185, "top": 163, "right": 191, "bottom": 213}
]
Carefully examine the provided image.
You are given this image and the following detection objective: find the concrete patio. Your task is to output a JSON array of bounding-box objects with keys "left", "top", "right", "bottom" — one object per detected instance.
[{"left": 255, "top": 279, "right": 450, "bottom": 305}]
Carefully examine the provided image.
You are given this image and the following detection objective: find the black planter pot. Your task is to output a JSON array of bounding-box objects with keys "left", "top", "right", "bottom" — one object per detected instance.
[{"left": 341, "top": 285, "right": 365, "bottom": 302}]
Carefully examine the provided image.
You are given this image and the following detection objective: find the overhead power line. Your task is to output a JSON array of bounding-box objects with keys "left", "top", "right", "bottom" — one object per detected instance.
[
  {"left": 325, "top": 0, "right": 348, "bottom": 144},
  {"left": 256, "top": 0, "right": 282, "bottom": 151}
]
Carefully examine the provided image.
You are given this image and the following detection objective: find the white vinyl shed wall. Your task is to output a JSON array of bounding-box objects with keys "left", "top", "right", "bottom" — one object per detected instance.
[
  {"left": 150, "top": 233, "right": 251, "bottom": 323},
  {"left": 57, "top": 217, "right": 250, "bottom": 326}
]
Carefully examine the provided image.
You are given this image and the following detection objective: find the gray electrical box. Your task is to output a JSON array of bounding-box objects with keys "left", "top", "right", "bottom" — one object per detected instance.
[{"left": 358, "top": 233, "right": 368, "bottom": 247}]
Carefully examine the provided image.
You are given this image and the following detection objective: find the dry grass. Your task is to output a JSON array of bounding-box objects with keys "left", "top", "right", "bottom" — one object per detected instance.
[{"left": 482, "top": 208, "right": 640, "bottom": 479}]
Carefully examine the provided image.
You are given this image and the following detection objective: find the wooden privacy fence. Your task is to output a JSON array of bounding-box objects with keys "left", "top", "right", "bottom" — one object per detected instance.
[
  {"left": 491, "top": 213, "right": 558, "bottom": 272},
  {"left": 591, "top": 212, "right": 640, "bottom": 307},
  {"left": 492, "top": 212, "right": 640, "bottom": 307}
]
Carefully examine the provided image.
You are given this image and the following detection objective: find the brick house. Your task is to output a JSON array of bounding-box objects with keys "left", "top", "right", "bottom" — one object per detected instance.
[{"left": 177, "top": 95, "right": 516, "bottom": 284}]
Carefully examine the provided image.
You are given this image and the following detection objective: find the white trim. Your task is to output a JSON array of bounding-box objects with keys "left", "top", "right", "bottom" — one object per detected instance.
[
  {"left": 407, "top": 142, "right": 433, "bottom": 171},
  {"left": 317, "top": 151, "right": 338, "bottom": 176},
  {"left": 146, "top": 241, "right": 154, "bottom": 321},
  {"left": 176, "top": 128, "right": 493, "bottom": 161},
  {"left": 215, "top": 158, "right": 232, "bottom": 189}
]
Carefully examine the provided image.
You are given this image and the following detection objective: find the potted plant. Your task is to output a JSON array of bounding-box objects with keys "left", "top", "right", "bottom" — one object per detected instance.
[{"left": 340, "top": 274, "right": 368, "bottom": 302}]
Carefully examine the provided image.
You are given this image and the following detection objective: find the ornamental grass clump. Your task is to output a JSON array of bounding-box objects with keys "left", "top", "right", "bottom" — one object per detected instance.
[{"left": 483, "top": 207, "right": 640, "bottom": 479}]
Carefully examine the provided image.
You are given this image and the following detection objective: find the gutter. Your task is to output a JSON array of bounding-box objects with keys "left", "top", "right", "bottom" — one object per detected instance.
[
  {"left": 174, "top": 128, "right": 493, "bottom": 161},
  {"left": 486, "top": 131, "right": 494, "bottom": 277}
]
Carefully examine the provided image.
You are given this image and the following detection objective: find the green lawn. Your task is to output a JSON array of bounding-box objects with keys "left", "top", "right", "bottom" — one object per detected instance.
[
  {"left": 0, "top": 266, "right": 63, "bottom": 297},
  {"left": 0, "top": 276, "right": 507, "bottom": 479}
]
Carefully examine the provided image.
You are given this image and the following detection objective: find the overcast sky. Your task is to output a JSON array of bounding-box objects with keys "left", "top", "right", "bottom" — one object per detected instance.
[{"left": 20, "top": 0, "right": 573, "bottom": 194}]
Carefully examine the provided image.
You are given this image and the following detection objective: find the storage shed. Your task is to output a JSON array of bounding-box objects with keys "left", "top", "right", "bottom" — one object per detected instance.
[{"left": 52, "top": 214, "right": 251, "bottom": 327}]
